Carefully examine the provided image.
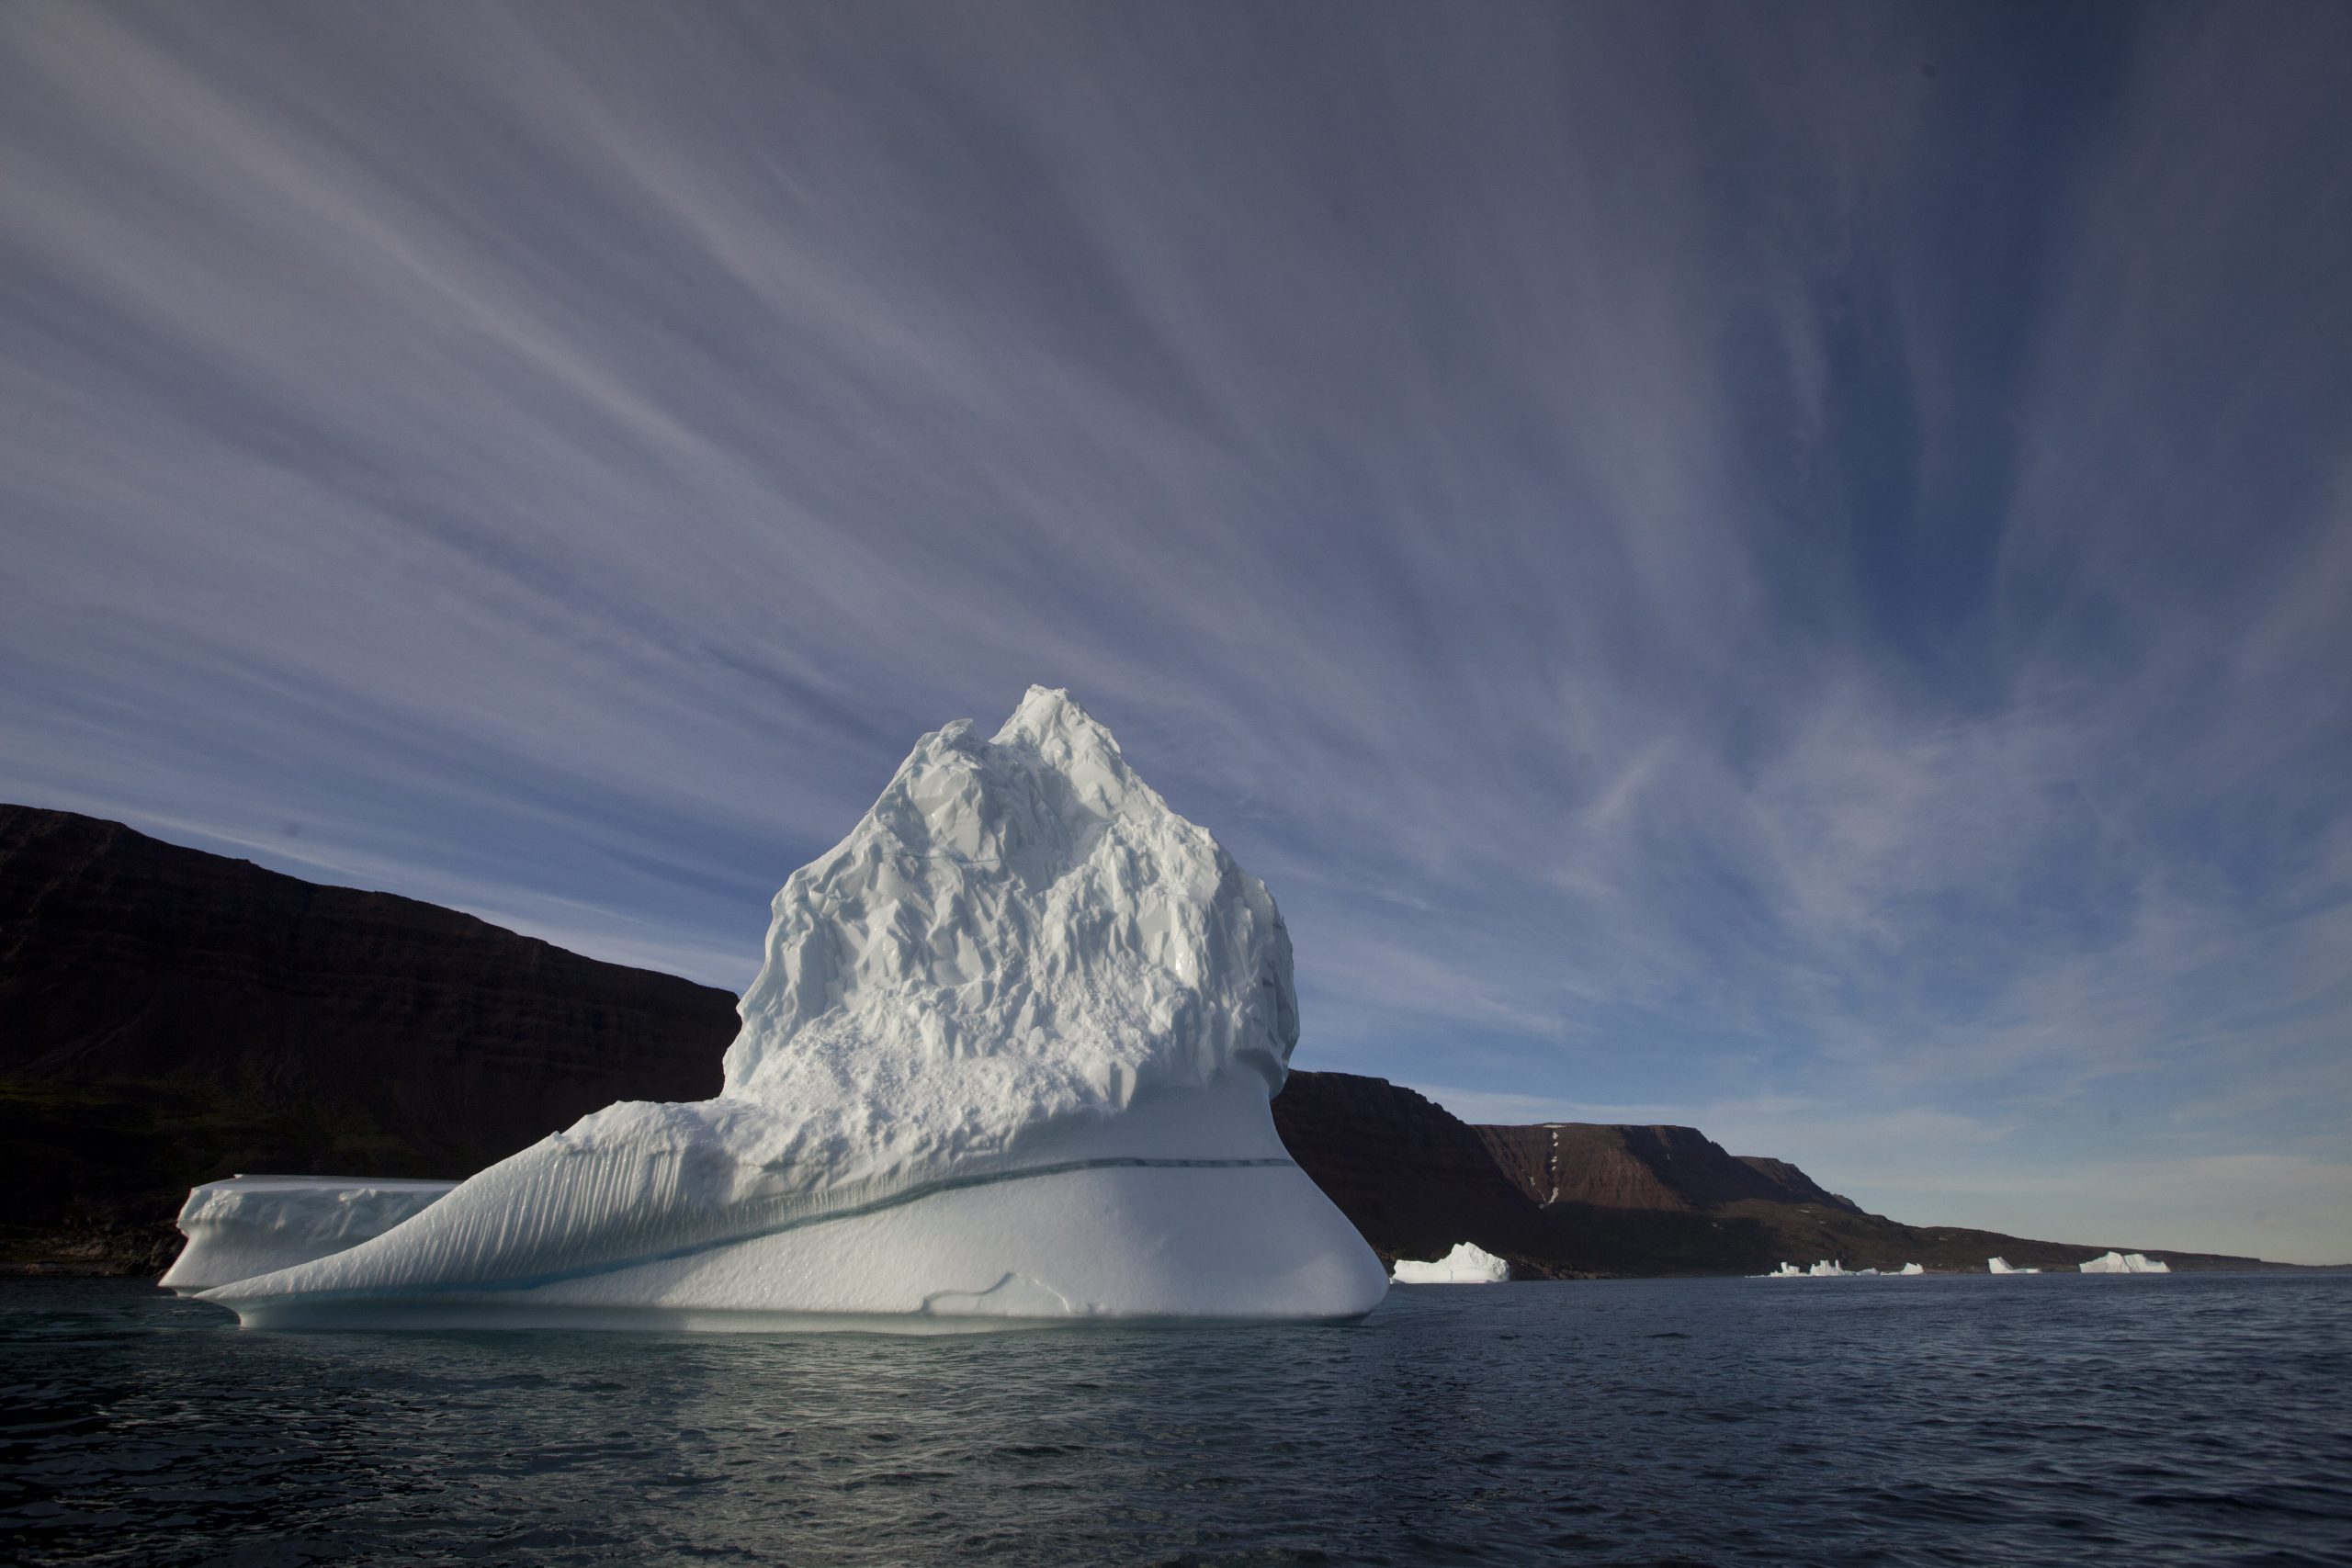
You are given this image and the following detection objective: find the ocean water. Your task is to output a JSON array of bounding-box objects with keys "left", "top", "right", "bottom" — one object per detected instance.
[{"left": 3, "top": 1273, "right": 2346, "bottom": 1566}]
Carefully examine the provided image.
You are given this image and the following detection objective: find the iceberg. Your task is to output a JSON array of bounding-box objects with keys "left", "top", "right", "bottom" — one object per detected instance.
[
  {"left": 182, "top": 689, "right": 1387, "bottom": 1330},
  {"left": 161, "top": 1175, "right": 458, "bottom": 1292},
  {"left": 1986, "top": 1256, "right": 2040, "bottom": 1274},
  {"left": 1391, "top": 1242, "right": 1509, "bottom": 1283},
  {"left": 2078, "top": 1250, "right": 2170, "bottom": 1274},
  {"left": 1756, "top": 1258, "right": 1924, "bottom": 1280}
]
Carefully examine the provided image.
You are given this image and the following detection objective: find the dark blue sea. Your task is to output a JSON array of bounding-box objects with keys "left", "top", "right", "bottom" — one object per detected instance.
[{"left": 4, "top": 1272, "right": 2346, "bottom": 1566}]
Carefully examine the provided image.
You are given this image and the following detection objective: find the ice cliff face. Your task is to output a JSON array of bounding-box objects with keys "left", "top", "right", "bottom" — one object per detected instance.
[{"left": 187, "top": 689, "right": 1385, "bottom": 1328}]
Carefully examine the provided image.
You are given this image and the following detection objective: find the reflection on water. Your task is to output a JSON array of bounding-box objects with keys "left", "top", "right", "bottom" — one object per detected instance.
[{"left": 4, "top": 1273, "right": 2348, "bottom": 1564}]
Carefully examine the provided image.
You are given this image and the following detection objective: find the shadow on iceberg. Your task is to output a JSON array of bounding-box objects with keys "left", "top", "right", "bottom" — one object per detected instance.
[{"left": 177, "top": 689, "right": 1387, "bottom": 1330}]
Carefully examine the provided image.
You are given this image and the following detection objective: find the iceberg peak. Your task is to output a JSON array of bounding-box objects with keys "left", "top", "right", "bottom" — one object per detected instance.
[
  {"left": 720, "top": 686, "right": 1296, "bottom": 1149},
  {"left": 994, "top": 682, "right": 1122, "bottom": 752}
]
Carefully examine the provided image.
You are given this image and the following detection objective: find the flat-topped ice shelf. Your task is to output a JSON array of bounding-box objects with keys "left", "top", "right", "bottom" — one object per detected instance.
[{"left": 162, "top": 1175, "right": 461, "bottom": 1292}]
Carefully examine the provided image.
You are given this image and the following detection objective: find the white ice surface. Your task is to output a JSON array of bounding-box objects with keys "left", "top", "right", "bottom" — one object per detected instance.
[
  {"left": 1764, "top": 1260, "right": 1922, "bottom": 1278},
  {"left": 1391, "top": 1242, "right": 1509, "bottom": 1284},
  {"left": 190, "top": 690, "right": 1385, "bottom": 1328},
  {"left": 1986, "top": 1256, "right": 2040, "bottom": 1274},
  {"left": 161, "top": 1176, "right": 458, "bottom": 1292},
  {"left": 2078, "top": 1250, "right": 2170, "bottom": 1273}
]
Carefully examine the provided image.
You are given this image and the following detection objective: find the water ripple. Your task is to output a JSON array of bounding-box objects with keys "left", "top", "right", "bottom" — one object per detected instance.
[{"left": 3, "top": 1274, "right": 2348, "bottom": 1564}]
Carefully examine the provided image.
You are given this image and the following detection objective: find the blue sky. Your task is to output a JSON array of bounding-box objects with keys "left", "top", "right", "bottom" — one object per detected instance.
[{"left": 5, "top": 3, "right": 2347, "bottom": 1262}]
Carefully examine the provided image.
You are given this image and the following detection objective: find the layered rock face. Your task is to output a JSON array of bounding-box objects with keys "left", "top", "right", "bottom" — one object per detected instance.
[
  {"left": 1272, "top": 1084, "right": 1792, "bottom": 1275},
  {"left": 1468, "top": 1121, "right": 2256, "bottom": 1275},
  {"left": 1272, "top": 1080, "right": 2262, "bottom": 1276},
  {"left": 1476, "top": 1123, "right": 1864, "bottom": 1214},
  {"left": 188, "top": 691, "right": 1386, "bottom": 1328},
  {"left": 0, "top": 804, "right": 736, "bottom": 1271}
]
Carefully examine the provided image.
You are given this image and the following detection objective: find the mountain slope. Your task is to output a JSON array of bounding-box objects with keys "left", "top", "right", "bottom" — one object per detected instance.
[
  {"left": 1477, "top": 1122, "right": 1865, "bottom": 1214},
  {"left": 0, "top": 805, "right": 740, "bottom": 1270},
  {"left": 1273, "top": 1069, "right": 2277, "bottom": 1276},
  {"left": 1266, "top": 1071, "right": 1566, "bottom": 1274},
  {"left": 1472, "top": 1118, "right": 2269, "bottom": 1275}
]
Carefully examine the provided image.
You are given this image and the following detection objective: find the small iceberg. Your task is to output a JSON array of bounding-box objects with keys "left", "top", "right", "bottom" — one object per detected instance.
[
  {"left": 1758, "top": 1258, "right": 1925, "bottom": 1280},
  {"left": 1392, "top": 1242, "right": 1510, "bottom": 1283},
  {"left": 1987, "top": 1257, "right": 2040, "bottom": 1274},
  {"left": 2079, "top": 1250, "right": 2170, "bottom": 1274},
  {"left": 1759, "top": 1258, "right": 1881, "bottom": 1277}
]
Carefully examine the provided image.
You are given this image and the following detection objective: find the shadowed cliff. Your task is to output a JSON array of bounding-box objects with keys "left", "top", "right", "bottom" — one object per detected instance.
[
  {"left": 1261, "top": 1071, "right": 1569, "bottom": 1276},
  {"left": 0, "top": 805, "right": 739, "bottom": 1271},
  {"left": 1275, "top": 1071, "right": 2278, "bottom": 1277}
]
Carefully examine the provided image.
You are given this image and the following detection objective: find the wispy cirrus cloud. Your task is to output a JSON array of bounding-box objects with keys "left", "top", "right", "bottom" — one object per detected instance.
[{"left": 3, "top": 2, "right": 2346, "bottom": 1258}]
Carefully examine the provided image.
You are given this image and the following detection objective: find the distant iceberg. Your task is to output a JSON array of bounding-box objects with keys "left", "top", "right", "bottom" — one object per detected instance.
[
  {"left": 2078, "top": 1250, "right": 2171, "bottom": 1274},
  {"left": 175, "top": 689, "right": 1387, "bottom": 1330},
  {"left": 1760, "top": 1258, "right": 1905, "bottom": 1278},
  {"left": 1392, "top": 1242, "right": 1509, "bottom": 1283},
  {"left": 1986, "top": 1257, "right": 2040, "bottom": 1274}
]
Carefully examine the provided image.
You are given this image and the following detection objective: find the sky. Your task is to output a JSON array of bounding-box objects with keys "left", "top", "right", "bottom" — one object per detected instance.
[{"left": 4, "top": 2, "right": 2348, "bottom": 1263}]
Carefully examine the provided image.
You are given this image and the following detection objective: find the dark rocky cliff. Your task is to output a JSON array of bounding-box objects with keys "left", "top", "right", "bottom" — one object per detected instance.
[
  {"left": 1469, "top": 1119, "right": 2265, "bottom": 1276},
  {"left": 0, "top": 805, "right": 741, "bottom": 1271},
  {"left": 1476, "top": 1123, "right": 1863, "bottom": 1214},
  {"left": 1272, "top": 1077, "right": 1871, "bottom": 1276},
  {"left": 1271, "top": 1069, "right": 2274, "bottom": 1277},
  {"left": 1267, "top": 1071, "right": 1570, "bottom": 1275}
]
